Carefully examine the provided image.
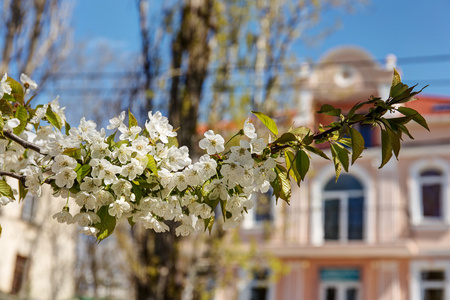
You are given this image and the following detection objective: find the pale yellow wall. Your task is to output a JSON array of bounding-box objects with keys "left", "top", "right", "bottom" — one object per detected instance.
[{"left": 0, "top": 184, "right": 77, "bottom": 299}]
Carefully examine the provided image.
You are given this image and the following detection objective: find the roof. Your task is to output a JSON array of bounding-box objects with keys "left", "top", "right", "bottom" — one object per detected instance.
[{"left": 406, "top": 95, "right": 450, "bottom": 116}]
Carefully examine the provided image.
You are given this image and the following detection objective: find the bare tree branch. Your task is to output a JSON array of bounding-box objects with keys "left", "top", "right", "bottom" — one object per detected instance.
[{"left": 3, "top": 129, "right": 44, "bottom": 155}]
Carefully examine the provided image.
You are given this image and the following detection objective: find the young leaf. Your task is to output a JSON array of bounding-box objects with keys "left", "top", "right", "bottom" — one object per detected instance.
[
  {"left": 6, "top": 77, "right": 24, "bottom": 105},
  {"left": 273, "top": 132, "right": 298, "bottom": 144},
  {"left": 397, "top": 106, "right": 429, "bottom": 131},
  {"left": 13, "top": 105, "right": 28, "bottom": 135},
  {"left": 296, "top": 149, "right": 310, "bottom": 181},
  {"left": 331, "top": 143, "right": 349, "bottom": 172},
  {"left": 284, "top": 150, "right": 301, "bottom": 186},
  {"left": 0, "top": 99, "right": 14, "bottom": 117},
  {"left": 63, "top": 148, "right": 82, "bottom": 160},
  {"left": 0, "top": 180, "right": 14, "bottom": 198},
  {"left": 251, "top": 111, "right": 278, "bottom": 136},
  {"left": 46, "top": 105, "right": 62, "bottom": 130},
  {"left": 167, "top": 136, "right": 179, "bottom": 148},
  {"left": 147, "top": 154, "right": 158, "bottom": 176},
  {"left": 331, "top": 152, "right": 342, "bottom": 182},
  {"left": 94, "top": 206, "right": 117, "bottom": 242},
  {"left": 273, "top": 165, "right": 291, "bottom": 204},
  {"left": 65, "top": 121, "right": 71, "bottom": 136},
  {"left": 128, "top": 110, "right": 138, "bottom": 128},
  {"left": 76, "top": 164, "right": 91, "bottom": 184},
  {"left": 18, "top": 180, "right": 28, "bottom": 202},
  {"left": 349, "top": 127, "right": 365, "bottom": 165},
  {"left": 386, "top": 126, "right": 401, "bottom": 159},
  {"left": 132, "top": 182, "right": 143, "bottom": 203},
  {"left": 379, "top": 129, "right": 393, "bottom": 168},
  {"left": 107, "top": 131, "right": 117, "bottom": 147},
  {"left": 304, "top": 145, "right": 330, "bottom": 160},
  {"left": 317, "top": 104, "right": 342, "bottom": 116}
]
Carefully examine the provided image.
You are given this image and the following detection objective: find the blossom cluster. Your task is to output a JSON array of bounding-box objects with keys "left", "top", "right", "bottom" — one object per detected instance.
[{"left": 0, "top": 74, "right": 278, "bottom": 239}]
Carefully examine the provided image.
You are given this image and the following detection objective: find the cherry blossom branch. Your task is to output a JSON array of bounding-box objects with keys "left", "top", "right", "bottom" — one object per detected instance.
[
  {"left": 3, "top": 129, "right": 44, "bottom": 155},
  {"left": 0, "top": 170, "right": 26, "bottom": 185}
]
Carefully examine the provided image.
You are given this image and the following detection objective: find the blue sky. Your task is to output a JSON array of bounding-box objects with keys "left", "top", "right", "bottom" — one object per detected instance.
[{"left": 72, "top": 0, "right": 450, "bottom": 96}]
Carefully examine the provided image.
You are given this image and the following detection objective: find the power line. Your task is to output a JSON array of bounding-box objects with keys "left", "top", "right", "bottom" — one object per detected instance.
[{"left": 15, "top": 53, "right": 450, "bottom": 79}]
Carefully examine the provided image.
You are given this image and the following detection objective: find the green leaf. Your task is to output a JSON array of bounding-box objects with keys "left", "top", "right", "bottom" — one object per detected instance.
[
  {"left": 0, "top": 224, "right": 2, "bottom": 237},
  {"left": 251, "top": 111, "right": 278, "bottom": 136},
  {"left": 350, "top": 127, "right": 365, "bottom": 165},
  {"left": 386, "top": 126, "right": 401, "bottom": 159},
  {"left": 146, "top": 154, "right": 158, "bottom": 176},
  {"left": 167, "top": 136, "right": 178, "bottom": 148},
  {"left": 397, "top": 106, "right": 429, "bottom": 131},
  {"left": 347, "top": 102, "right": 366, "bottom": 119},
  {"left": 289, "top": 126, "right": 312, "bottom": 138},
  {"left": 128, "top": 217, "right": 135, "bottom": 228},
  {"left": 272, "top": 165, "right": 291, "bottom": 204},
  {"left": 284, "top": 150, "right": 301, "bottom": 186},
  {"left": 304, "top": 145, "right": 330, "bottom": 160},
  {"left": 46, "top": 105, "right": 62, "bottom": 130},
  {"left": 331, "top": 151, "right": 342, "bottom": 182},
  {"left": 64, "top": 121, "right": 71, "bottom": 136},
  {"left": 317, "top": 104, "right": 342, "bottom": 116},
  {"left": 107, "top": 132, "right": 117, "bottom": 147},
  {"left": 296, "top": 149, "right": 310, "bottom": 181},
  {"left": 18, "top": 180, "right": 27, "bottom": 202},
  {"left": 0, "top": 112, "right": 4, "bottom": 134},
  {"left": 76, "top": 164, "right": 91, "bottom": 184},
  {"left": 390, "top": 68, "right": 401, "bottom": 89},
  {"left": 273, "top": 132, "right": 298, "bottom": 144},
  {"left": 62, "top": 148, "right": 82, "bottom": 160},
  {"left": 0, "top": 99, "right": 14, "bottom": 117},
  {"left": 6, "top": 77, "right": 24, "bottom": 105},
  {"left": 132, "top": 182, "right": 143, "bottom": 203},
  {"left": 128, "top": 110, "right": 138, "bottom": 128},
  {"left": 379, "top": 129, "right": 393, "bottom": 168},
  {"left": 331, "top": 143, "right": 349, "bottom": 173},
  {"left": 94, "top": 206, "right": 117, "bottom": 242},
  {"left": 0, "top": 180, "right": 14, "bottom": 198},
  {"left": 13, "top": 105, "right": 28, "bottom": 135},
  {"left": 397, "top": 123, "right": 414, "bottom": 139}
]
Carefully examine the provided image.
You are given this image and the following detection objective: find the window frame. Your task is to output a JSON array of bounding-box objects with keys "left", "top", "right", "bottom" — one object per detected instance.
[
  {"left": 243, "top": 190, "right": 275, "bottom": 230},
  {"left": 311, "top": 165, "right": 375, "bottom": 245},
  {"left": 410, "top": 260, "right": 450, "bottom": 300},
  {"left": 21, "top": 194, "right": 38, "bottom": 224},
  {"left": 319, "top": 268, "right": 362, "bottom": 300},
  {"left": 409, "top": 159, "right": 450, "bottom": 227}
]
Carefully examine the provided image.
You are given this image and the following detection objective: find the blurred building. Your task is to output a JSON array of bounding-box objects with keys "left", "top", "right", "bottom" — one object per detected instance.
[
  {"left": 240, "top": 46, "right": 450, "bottom": 300},
  {"left": 0, "top": 185, "right": 77, "bottom": 299}
]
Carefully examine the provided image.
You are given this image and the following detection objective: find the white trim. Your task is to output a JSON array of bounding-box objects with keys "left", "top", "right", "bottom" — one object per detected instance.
[
  {"left": 410, "top": 260, "right": 450, "bottom": 300},
  {"left": 408, "top": 158, "right": 450, "bottom": 226},
  {"left": 319, "top": 281, "right": 361, "bottom": 300},
  {"left": 311, "top": 164, "right": 375, "bottom": 245}
]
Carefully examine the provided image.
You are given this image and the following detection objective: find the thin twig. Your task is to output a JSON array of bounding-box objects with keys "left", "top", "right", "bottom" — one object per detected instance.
[
  {"left": 0, "top": 170, "right": 26, "bottom": 185},
  {"left": 3, "top": 129, "right": 44, "bottom": 155}
]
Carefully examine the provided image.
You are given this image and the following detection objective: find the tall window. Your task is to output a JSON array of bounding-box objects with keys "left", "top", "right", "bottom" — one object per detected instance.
[
  {"left": 250, "top": 269, "right": 270, "bottom": 300},
  {"left": 323, "top": 175, "right": 364, "bottom": 241},
  {"left": 421, "top": 270, "right": 445, "bottom": 300},
  {"left": 319, "top": 268, "right": 361, "bottom": 300},
  {"left": 11, "top": 255, "right": 29, "bottom": 294},
  {"left": 21, "top": 194, "right": 37, "bottom": 223},
  {"left": 410, "top": 261, "right": 450, "bottom": 300},
  {"left": 409, "top": 160, "right": 449, "bottom": 226},
  {"left": 420, "top": 170, "right": 444, "bottom": 219}
]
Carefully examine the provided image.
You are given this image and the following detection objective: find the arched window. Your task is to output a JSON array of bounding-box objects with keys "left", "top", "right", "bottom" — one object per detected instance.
[
  {"left": 323, "top": 174, "right": 365, "bottom": 241},
  {"left": 409, "top": 159, "right": 449, "bottom": 226},
  {"left": 420, "top": 169, "right": 444, "bottom": 219}
]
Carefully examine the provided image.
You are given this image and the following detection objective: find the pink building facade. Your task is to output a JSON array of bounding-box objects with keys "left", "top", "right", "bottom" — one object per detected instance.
[{"left": 244, "top": 47, "right": 450, "bottom": 300}]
